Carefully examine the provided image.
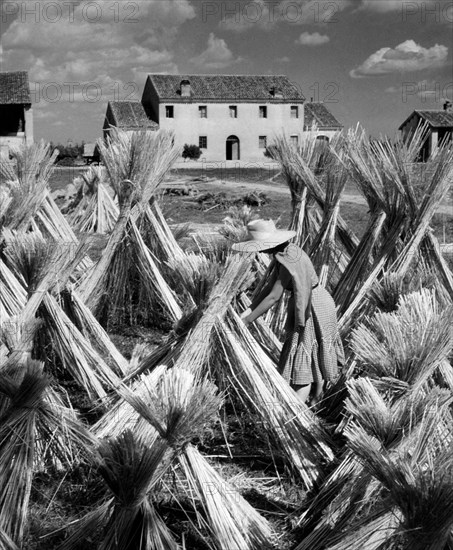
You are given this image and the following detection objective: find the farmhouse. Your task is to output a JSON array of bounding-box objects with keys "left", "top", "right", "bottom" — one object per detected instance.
[
  {"left": 399, "top": 100, "right": 453, "bottom": 160},
  {"left": 0, "top": 71, "right": 33, "bottom": 158},
  {"left": 141, "top": 74, "right": 307, "bottom": 162},
  {"left": 304, "top": 101, "right": 343, "bottom": 140},
  {"left": 103, "top": 100, "right": 158, "bottom": 139}
]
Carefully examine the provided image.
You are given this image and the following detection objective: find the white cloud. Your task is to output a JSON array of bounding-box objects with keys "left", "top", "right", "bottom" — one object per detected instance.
[
  {"left": 1, "top": 0, "right": 195, "bottom": 94},
  {"left": 350, "top": 40, "right": 448, "bottom": 78},
  {"left": 0, "top": 0, "right": 196, "bottom": 141},
  {"left": 190, "top": 33, "right": 242, "bottom": 69},
  {"left": 295, "top": 32, "right": 330, "bottom": 46}
]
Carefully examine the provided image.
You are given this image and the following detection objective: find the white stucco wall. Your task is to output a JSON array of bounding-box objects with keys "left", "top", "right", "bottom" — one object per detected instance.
[
  {"left": 0, "top": 135, "right": 27, "bottom": 157},
  {"left": 157, "top": 102, "right": 304, "bottom": 162},
  {"left": 429, "top": 129, "right": 438, "bottom": 153},
  {"left": 24, "top": 106, "right": 34, "bottom": 145},
  {"left": 306, "top": 128, "right": 340, "bottom": 141}
]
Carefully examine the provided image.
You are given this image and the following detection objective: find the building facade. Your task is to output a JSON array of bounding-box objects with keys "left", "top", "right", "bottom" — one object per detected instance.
[
  {"left": 0, "top": 71, "right": 33, "bottom": 158},
  {"left": 141, "top": 75, "right": 306, "bottom": 162}
]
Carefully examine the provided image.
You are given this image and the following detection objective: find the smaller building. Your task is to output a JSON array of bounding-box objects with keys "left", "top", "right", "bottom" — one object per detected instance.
[
  {"left": 304, "top": 102, "right": 343, "bottom": 141},
  {"left": 0, "top": 71, "right": 33, "bottom": 158},
  {"left": 103, "top": 100, "right": 159, "bottom": 140},
  {"left": 399, "top": 101, "right": 453, "bottom": 159}
]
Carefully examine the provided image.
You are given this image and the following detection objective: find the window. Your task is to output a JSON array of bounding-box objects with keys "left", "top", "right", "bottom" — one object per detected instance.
[
  {"left": 291, "top": 106, "right": 299, "bottom": 118},
  {"left": 290, "top": 135, "right": 299, "bottom": 147},
  {"left": 259, "top": 136, "right": 267, "bottom": 148},
  {"left": 199, "top": 106, "right": 207, "bottom": 118},
  {"left": 199, "top": 136, "right": 207, "bottom": 149},
  {"left": 165, "top": 105, "right": 174, "bottom": 118},
  {"left": 229, "top": 105, "right": 237, "bottom": 118},
  {"left": 259, "top": 106, "right": 267, "bottom": 118}
]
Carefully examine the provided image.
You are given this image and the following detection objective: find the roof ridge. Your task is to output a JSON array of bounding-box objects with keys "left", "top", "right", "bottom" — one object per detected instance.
[
  {"left": 147, "top": 74, "right": 304, "bottom": 101},
  {"left": 149, "top": 74, "right": 289, "bottom": 77},
  {"left": 0, "top": 70, "right": 28, "bottom": 75}
]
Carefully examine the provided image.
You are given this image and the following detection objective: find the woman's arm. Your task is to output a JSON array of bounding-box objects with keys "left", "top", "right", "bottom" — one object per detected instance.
[
  {"left": 244, "top": 277, "right": 285, "bottom": 324},
  {"left": 249, "top": 264, "right": 278, "bottom": 311}
]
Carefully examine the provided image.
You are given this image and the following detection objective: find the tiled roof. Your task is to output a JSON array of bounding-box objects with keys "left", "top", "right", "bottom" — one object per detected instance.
[
  {"left": 147, "top": 74, "right": 305, "bottom": 101},
  {"left": 399, "top": 109, "right": 453, "bottom": 130},
  {"left": 108, "top": 101, "right": 159, "bottom": 130},
  {"left": 304, "top": 102, "right": 343, "bottom": 130},
  {"left": 0, "top": 71, "right": 32, "bottom": 104},
  {"left": 415, "top": 110, "right": 453, "bottom": 128}
]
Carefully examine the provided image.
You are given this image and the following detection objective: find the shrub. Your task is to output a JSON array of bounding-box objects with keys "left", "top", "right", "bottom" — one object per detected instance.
[
  {"left": 52, "top": 143, "right": 84, "bottom": 165},
  {"left": 182, "top": 144, "right": 202, "bottom": 161}
]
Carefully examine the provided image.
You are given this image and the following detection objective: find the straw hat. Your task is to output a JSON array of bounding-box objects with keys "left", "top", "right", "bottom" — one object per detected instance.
[{"left": 232, "top": 219, "right": 296, "bottom": 252}]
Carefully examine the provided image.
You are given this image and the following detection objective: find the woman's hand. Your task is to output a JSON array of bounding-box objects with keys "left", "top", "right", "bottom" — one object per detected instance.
[{"left": 240, "top": 308, "right": 252, "bottom": 320}]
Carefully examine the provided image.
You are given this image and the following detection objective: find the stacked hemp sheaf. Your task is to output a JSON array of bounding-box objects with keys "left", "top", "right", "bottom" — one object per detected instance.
[{"left": 0, "top": 122, "right": 452, "bottom": 549}]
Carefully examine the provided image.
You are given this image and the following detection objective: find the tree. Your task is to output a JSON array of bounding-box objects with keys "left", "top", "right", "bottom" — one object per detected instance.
[
  {"left": 52, "top": 142, "right": 83, "bottom": 165},
  {"left": 182, "top": 144, "right": 202, "bottom": 161}
]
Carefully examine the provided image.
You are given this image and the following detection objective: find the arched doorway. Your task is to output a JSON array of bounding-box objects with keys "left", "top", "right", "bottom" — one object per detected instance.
[{"left": 226, "top": 135, "right": 240, "bottom": 160}]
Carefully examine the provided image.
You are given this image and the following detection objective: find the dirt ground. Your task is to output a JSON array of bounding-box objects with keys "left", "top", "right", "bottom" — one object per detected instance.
[
  {"left": 160, "top": 169, "right": 452, "bottom": 243},
  {"left": 50, "top": 166, "right": 453, "bottom": 243}
]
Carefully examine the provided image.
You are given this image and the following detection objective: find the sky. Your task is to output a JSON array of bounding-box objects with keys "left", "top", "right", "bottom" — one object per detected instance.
[{"left": 0, "top": 0, "right": 452, "bottom": 143}]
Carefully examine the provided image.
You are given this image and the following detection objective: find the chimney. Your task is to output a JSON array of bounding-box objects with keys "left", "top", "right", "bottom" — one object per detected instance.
[
  {"left": 271, "top": 86, "right": 283, "bottom": 98},
  {"left": 180, "top": 79, "right": 191, "bottom": 97},
  {"left": 443, "top": 99, "right": 452, "bottom": 112}
]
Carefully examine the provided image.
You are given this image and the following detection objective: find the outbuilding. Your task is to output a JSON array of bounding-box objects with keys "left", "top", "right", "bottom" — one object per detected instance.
[
  {"left": 0, "top": 71, "right": 33, "bottom": 157},
  {"left": 399, "top": 101, "right": 453, "bottom": 160}
]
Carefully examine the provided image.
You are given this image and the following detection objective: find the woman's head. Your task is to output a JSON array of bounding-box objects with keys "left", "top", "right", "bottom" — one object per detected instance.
[{"left": 231, "top": 220, "right": 296, "bottom": 253}]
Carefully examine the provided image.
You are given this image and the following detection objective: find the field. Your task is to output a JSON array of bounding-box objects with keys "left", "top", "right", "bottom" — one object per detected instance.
[
  {"left": 2, "top": 135, "right": 453, "bottom": 550},
  {"left": 50, "top": 165, "right": 453, "bottom": 243}
]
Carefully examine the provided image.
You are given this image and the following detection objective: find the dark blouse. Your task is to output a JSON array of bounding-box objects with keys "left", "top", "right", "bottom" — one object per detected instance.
[{"left": 250, "top": 244, "right": 318, "bottom": 332}]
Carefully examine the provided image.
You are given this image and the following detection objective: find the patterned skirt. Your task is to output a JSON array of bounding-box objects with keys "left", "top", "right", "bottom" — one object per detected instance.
[{"left": 278, "top": 286, "right": 345, "bottom": 386}]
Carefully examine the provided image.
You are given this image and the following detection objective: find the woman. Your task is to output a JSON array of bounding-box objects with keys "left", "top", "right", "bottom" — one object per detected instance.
[{"left": 233, "top": 219, "right": 344, "bottom": 405}]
